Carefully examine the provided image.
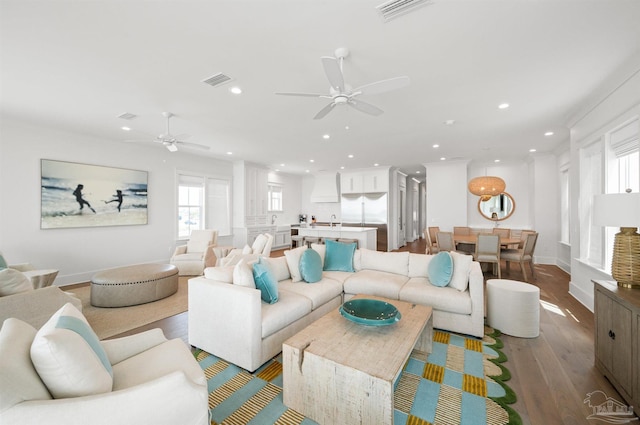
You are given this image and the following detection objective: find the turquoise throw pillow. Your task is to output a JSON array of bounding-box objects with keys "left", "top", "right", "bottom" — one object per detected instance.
[
  {"left": 252, "top": 257, "right": 279, "bottom": 304},
  {"left": 428, "top": 251, "right": 453, "bottom": 287},
  {"left": 0, "top": 254, "right": 7, "bottom": 270},
  {"left": 323, "top": 239, "right": 356, "bottom": 272},
  {"left": 299, "top": 249, "right": 323, "bottom": 283},
  {"left": 56, "top": 315, "right": 113, "bottom": 377}
]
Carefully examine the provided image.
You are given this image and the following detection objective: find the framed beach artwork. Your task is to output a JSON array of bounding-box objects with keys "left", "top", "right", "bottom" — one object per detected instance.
[{"left": 41, "top": 159, "right": 148, "bottom": 229}]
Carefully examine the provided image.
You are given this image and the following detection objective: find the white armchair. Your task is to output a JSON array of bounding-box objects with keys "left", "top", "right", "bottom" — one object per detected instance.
[
  {"left": 215, "top": 233, "right": 274, "bottom": 267},
  {"left": 0, "top": 251, "right": 58, "bottom": 289},
  {"left": 0, "top": 316, "right": 209, "bottom": 425},
  {"left": 170, "top": 229, "right": 218, "bottom": 276}
]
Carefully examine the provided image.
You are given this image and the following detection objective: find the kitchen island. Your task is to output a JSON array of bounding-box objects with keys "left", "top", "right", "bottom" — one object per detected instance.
[{"left": 297, "top": 225, "right": 377, "bottom": 250}]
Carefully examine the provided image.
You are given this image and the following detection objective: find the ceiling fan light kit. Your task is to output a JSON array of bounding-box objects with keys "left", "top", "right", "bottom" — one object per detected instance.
[
  {"left": 276, "top": 47, "right": 410, "bottom": 120},
  {"left": 124, "top": 112, "right": 210, "bottom": 153}
]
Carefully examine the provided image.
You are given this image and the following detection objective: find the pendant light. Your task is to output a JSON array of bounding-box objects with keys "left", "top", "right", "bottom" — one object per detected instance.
[{"left": 468, "top": 176, "right": 506, "bottom": 202}]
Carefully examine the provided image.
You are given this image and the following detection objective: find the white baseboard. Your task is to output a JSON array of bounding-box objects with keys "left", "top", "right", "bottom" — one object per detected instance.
[{"left": 55, "top": 258, "right": 171, "bottom": 287}]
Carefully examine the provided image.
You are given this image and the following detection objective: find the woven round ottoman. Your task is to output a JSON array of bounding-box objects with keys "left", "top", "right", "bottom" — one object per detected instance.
[
  {"left": 486, "top": 279, "right": 540, "bottom": 338},
  {"left": 90, "top": 264, "right": 178, "bottom": 307}
]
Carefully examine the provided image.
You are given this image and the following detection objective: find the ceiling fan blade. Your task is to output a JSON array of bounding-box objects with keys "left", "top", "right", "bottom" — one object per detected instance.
[
  {"left": 313, "top": 102, "right": 336, "bottom": 120},
  {"left": 177, "top": 141, "right": 210, "bottom": 150},
  {"left": 321, "top": 56, "right": 344, "bottom": 92},
  {"left": 348, "top": 99, "right": 384, "bottom": 116},
  {"left": 275, "top": 92, "right": 330, "bottom": 98},
  {"left": 353, "top": 76, "right": 410, "bottom": 95}
]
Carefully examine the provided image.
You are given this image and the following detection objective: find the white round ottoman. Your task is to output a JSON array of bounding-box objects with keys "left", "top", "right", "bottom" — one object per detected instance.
[{"left": 487, "top": 279, "right": 540, "bottom": 338}]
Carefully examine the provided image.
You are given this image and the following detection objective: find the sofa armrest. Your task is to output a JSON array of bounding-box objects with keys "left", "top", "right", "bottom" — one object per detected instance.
[
  {"left": 188, "top": 277, "right": 263, "bottom": 371},
  {"left": 467, "top": 261, "right": 485, "bottom": 336},
  {"left": 9, "top": 263, "right": 34, "bottom": 272},
  {"left": 101, "top": 328, "right": 168, "bottom": 365},
  {"left": 202, "top": 243, "right": 217, "bottom": 268},
  {"left": 172, "top": 245, "right": 187, "bottom": 257},
  {"left": 2, "top": 371, "right": 209, "bottom": 425}
]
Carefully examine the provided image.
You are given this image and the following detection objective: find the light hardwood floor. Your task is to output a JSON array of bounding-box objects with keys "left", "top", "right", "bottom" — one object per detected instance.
[{"left": 114, "top": 239, "right": 634, "bottom": 425}]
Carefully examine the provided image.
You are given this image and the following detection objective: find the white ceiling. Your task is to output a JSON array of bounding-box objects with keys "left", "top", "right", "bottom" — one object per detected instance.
[{"left": 2, "top": 0, "right": 640, "bottom": 178}]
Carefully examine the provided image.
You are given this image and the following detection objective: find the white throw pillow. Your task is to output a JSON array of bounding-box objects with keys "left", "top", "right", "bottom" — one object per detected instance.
[
  {"left": 449, "top": 251, "right": 473, "bottom": 292},
  {"left": 0, "top": 268, "right": 34, "bottom": 296},
  {"left": 283, "top": 246, "right": 307, "bottom": 283},
  {"left": 204, "top": 266, "right": 234, "bottom": 283},
  {"left": 233, "top": 259, "right": 256, "bottom": 288},
  {"left": 310, "top": 243, "right": 326, "bottom": 265},
  {"left": 360, "top": 249, "right": 410, "bottom": 275},
  {"left": 251, "top": 234, "right": 268, "bottom": 254},
  {"left": 263, "top": 257, "right": 291, "bottom": 282},
  {"left": 30, "top": 303, "right": 113, "bottom": 398},
  {"left": 242, "top": 245, "right": 253, "bottom": 255}
]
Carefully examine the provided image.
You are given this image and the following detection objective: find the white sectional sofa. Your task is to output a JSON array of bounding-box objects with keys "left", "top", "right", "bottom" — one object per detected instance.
[{"left": 188, "top": 246, "right": 484, "bottom": 372}]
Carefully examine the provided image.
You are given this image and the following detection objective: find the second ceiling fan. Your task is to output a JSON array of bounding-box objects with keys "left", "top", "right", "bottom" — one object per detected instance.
[{"left": 276, "top": 47, "right": 410, "bottom": 120}]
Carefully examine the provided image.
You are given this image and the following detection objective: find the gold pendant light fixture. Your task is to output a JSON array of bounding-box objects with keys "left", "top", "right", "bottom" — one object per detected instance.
[{"left": 468, "top": 176, "right": 506, "bottom": 201}]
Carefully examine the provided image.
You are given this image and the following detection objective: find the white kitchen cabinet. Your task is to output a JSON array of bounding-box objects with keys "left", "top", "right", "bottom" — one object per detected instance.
[
  {"left": 340, "top": 168, "right": 389, "bottom": 194},
  {"left": 245, "top": 165, "right": 269, "bottom": 225},
  {"left": 273, "top": 228, "right": 292, "bottom": 249},
  {"left": 340, "top": 172, "right": 364, "bottom": 194}
]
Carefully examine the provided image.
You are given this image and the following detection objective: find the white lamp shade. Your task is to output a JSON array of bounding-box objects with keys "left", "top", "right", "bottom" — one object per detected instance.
[{"left": 593, "top": 193, "right": 640, "bottom": 227}]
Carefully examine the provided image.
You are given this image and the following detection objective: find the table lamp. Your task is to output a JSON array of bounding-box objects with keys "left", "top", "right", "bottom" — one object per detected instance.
[{"left": 593, "top": 191, "right": 640, "bottom": 288}]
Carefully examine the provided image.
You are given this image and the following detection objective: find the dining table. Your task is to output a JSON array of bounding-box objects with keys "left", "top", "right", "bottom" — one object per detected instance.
[{"left": 453, "top": 234, "right": 521, "bottom": 249}]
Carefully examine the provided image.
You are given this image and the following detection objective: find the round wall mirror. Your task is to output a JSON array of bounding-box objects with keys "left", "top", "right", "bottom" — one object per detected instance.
[{"left": 477, "top": 192, "right": 515, "bottom": 221}]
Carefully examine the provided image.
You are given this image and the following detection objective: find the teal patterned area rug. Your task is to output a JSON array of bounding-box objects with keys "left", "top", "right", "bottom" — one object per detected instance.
[{"left": 195, "top": 326, "right": 521, "bottom": 425}]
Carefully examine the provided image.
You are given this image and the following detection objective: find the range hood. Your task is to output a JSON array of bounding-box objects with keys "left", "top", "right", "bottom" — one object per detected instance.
[{"left": 310, "top": 172, "right": 340, "bottom": 203}]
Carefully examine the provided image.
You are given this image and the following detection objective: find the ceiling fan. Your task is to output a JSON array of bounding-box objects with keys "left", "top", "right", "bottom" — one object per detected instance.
[
  {"left": 276, "top": 47, "right": 410, "bottom": 120},
  {"left": 126, "top": 112, "right": 210, "bottom": 152}
]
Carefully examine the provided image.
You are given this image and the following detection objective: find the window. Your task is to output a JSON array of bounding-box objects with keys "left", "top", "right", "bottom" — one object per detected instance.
[
  {"left": 579, "top": 140, "right": 603, "bottom": 267},
  {"left": 268, "top": 184, "right": 283, "bottom": 212},
  {"left": 177, "top": 173, "right": 231, "bottom": 239}
]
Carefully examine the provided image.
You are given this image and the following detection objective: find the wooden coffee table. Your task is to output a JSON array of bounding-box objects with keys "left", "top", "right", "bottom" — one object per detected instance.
[{"left": 282, "top": 295, "right": 433, "bottom": 425}]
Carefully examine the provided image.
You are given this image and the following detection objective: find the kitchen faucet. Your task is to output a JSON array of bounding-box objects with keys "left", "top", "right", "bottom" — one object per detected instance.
[
  {"left": 330, "top": 214, "right": 336, "bottom": 228},
  {"left": 271, "top": 214, "right": 277, "bottom": 225}
]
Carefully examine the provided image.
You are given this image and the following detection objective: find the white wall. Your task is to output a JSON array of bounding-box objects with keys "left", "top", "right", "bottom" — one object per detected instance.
[
  {"left": 267, "top": 171, "right": 302, "bottom": 225},
  {"left": 0, "top": 116, "right": 233, "bottom": 285},
  {"left": 425, "top": 160, "right": 468, "bottom": 231},
  {"left": 569, "top": 54, "right": 640, "bottom": 311}
]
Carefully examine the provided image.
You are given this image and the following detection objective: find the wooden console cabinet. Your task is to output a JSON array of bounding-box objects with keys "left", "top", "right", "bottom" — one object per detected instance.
[{"left": 593, "top": 280, "right": 640, "bottom": 409}]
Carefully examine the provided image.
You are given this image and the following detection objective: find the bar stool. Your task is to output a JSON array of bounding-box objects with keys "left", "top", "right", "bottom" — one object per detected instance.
[
  {"left": 320, "top": 237, "right": 339, "bottom": 244},
  {"left": 337, "top": 238, "right": 358, "bottom": 248},
  {"left": 291, "top": 235, "right": 305, "bottom": 248},
  {"left": 304, "top": 237, "right": 321, "bottom": 248}
]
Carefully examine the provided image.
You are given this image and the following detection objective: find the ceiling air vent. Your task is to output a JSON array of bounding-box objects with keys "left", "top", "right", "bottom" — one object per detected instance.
[
  {"left": 202, "top": 73, "right": 232, "bottom": 88},
  {"left": 376, "top": 0, "right": 432, "bottom": 22},
  {"left": 117, "top": 112, "right": 137, "bottom": 120}
]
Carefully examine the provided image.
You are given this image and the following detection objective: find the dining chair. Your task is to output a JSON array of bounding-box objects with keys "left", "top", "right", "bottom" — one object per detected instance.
[
  {"left": 453, "top": 226, "right": 471, "bottom": 235},
  {"left": 428, "top": 226, "right": 440, "bottom": 251},
  {"left": 492, "top": 227, "right": 511, "bottom": 238},
  {"left": 424, "top": 229, "right": 439, "bottom": 254},
  {"left": 502, "top": 232, "right": 538, "bottom": 281},
  {"left": 474, "top": 234, "right": 501, "bottom": 278},
  {"left": 517, "top": 230, "right": 537, "bottom": 249},
  {"left": 436, "top": 231, "right": 456, "bottom": 252}
]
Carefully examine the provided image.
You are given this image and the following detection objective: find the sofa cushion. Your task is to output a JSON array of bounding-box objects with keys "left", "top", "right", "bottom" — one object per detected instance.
[
  {"left": 261, "top": 290, "right": 312, "bottom": 338},
  {"left": 279, "top": 277, "right": 343, "bottom": 310},
  {"left": 284, "top": 246, "right": 307, "bottom": 283},
  {"left": 321, "top": 270, "right": 353, "bottom": 284},
  {"left": 343, "top": 269, "right": 409, "bottom": 299},
  {"left": 0, "top": 318, "right": 52, "bottom": 413},
  {"left": 233, "top": 259, "right": 256, "bottom": 288},
  {"left": 0, "top": 268, "right": 34, "bottom": 296},
  {"left": 408, "top": 253, "right": 432, "bottom": 278},
  {"left": 428, "top": 251, "right": 453, "bottom": 287},
  {"left": 449, "top": 251, "right": 473, "bottom": 292},
  {"left": 30, "top": 303, "right": 113, "bottom": 398},
  {"left": 324, "top": 240, "right": 356, "bottom": 272},
  {"left": 263, "top": 256, "right": 291, "bottom": 282},
  {"left": 252, "top": 258, "right": 278, "bottom": 304},
  {"left": 204, "top": 265, "right": 234, "bottom": 283},
  {"left": 252, "top": 234, "right": 268, "bottom": 254},
  {"left": 399, "top": 278, "right": 472, "bottom": 315},
  {"left": 360, "top": 249, "right": 409, "bottom": 276},
  {"left": 300, "top": 249, "right": 323, "bottom": 283}
]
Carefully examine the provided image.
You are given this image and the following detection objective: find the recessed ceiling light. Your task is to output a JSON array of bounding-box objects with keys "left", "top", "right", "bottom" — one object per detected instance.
[
  {"left": 280, "top": 163, "right": 285, "bottom": 167},
  {"left": 444, "top": 119, "right": 455, "bottom": 125},
  {"left": 226, "top": 151, "right": 233, "bottom": 155},
  {"left": 121, "top": 126, "right": 131, "bottom": 131},
  {"left": 544, "top": 131, "right": 554, "bottom": 136},
  {"left": 229, "top": 86, "right": 242, "bottom": 94},
  {"left": 433, "top": 144, "right": 439, "bottom": 148},
  {"left": 416, "top": 171, "right": 421, "bottom": 174},
  {"left": 275, "top": 169, "right": 280, "bottom": 172},
  {"left": 498, "top": 103, "right": 510, "bottom": 109},
  {"left": 494, "top": 159, "right": 500, "bottom": 163},
  {"left": 348, "top": 154, "right": 354, "bottom": 158},
  {"left": 440, "top": 157, "right": 446, "bottom": 161},
  {"left": 323, "top": 134, "right": 330, "bottom": 139},
  {"left": 340, "top": 166, "right": 345, "bottom": 169},
  {"left": 529, "top": 148, "right": 537, "bottom": 153},
  {"left": 374, "top": 163, "right": 379, "bottom": 167},
  {"left": 309, "top": 159, "right": 315, "bottom": 163},
  {"left": 345, "top": 125, "right": 350, "bottom": 130},
  {"left": 305, "top": 170, "right": 310, "bottom": 173}
]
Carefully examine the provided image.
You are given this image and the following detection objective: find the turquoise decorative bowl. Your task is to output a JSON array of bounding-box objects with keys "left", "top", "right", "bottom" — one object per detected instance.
[{"left": 339, "top": 299, "right": 401, "bottom": 326}]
